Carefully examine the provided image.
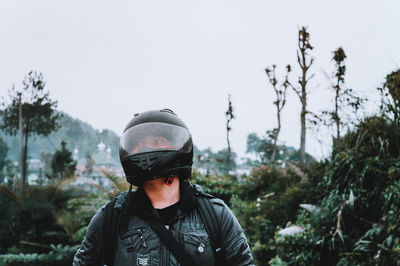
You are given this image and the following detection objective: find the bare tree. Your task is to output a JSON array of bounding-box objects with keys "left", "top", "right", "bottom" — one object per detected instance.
[
  {"left": 225, "top": 94, "right": 235, "bottom": 175},
  {"left": 289, "top": 26, "right": 314, "bottom": 166},
  {"left": 265, "top": 64, "right": 291, "bottom": 162}
]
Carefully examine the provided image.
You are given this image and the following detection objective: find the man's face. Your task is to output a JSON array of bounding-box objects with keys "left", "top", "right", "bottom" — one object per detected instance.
[{"left": 131, "top": 135, "right": 172, "bottom": 154}]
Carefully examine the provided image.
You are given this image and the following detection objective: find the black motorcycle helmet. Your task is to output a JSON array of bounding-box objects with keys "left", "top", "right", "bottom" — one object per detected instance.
[{"left": 119, "top": 109, "right": 193, "bottom": 186}]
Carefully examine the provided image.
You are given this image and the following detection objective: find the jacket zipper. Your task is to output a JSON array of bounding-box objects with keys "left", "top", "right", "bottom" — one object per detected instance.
[
  {"left": 161, "top": 241, "right": 168, "bottom": 266},
  {"left": 137, "top": 229, "right": 147, "bottom": 247}
]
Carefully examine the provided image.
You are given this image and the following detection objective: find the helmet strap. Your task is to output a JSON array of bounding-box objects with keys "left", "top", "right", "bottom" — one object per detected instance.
[{"left": 165, "top": 174, "right": 175, "bottom": 186}]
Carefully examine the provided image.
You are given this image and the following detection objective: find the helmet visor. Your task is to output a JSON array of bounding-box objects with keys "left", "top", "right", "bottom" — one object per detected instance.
[{"left": 119, "top": 122, "right": 192, "bottom": 159}]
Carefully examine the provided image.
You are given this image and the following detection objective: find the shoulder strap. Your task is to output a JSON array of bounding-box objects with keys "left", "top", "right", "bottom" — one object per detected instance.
[
  {"left": 197, "top": 196, "right": 224, "bottom": 264},
  {"left": 103, "top": 197, "right": 121, "bottom": 266},
  {"left": 146, "top": 216, "right": 195, "bottom": 266}
]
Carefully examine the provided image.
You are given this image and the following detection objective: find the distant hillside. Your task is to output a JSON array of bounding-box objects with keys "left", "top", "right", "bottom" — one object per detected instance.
[
  {"left": 0, "top": 112, "right": 120, "bottom": 162},
  {"left": 0, "top": 112, "right": 234, "bottom": 171}
]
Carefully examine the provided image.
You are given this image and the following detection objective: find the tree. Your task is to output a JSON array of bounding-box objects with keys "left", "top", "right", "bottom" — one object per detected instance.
[
  {"left": 0, "top": 137, "right": 8, "bottom": 174},
  {"left": 289, "top": 27, "right": 314, "bottom": 167},
  {"left": 246, "top": 132, "right": 276, "bottom": 164},
  {"left": 0, "top": 71, "right": 61, "bottom": 186},
  {"left": 195, "top": 147, "right": 237, "bottom": 176},
  {"left": 331, "top": 47, "right": 346, "bottom": 140},
  {"left": 51, "top": 141, "right": 76, "bottom": 179},
  {"left": 225, "top": 94, "right": 235, "bottom": 175},
  {"left": 84, "top": 154, "right": 95, "bottom": 176},
  {"left": 245, "top": 132, "right": 314, "bottom": 165},
  {"left": 265, "top": 64, "right": 291, "bottom": 162},
  {"left": 40, "top": 150, "right": 53, "bottom": 178},
  {"left": 320, "top": 47, "right": 364, "bottom": 142},
  {"left": 379, "top": 69, "right": 400, "bottom": 126}
]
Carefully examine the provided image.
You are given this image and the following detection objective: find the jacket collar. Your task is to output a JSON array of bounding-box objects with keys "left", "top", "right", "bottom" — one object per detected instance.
[{"left": 130, "top": 180, "right": 199, "bottom": 218}]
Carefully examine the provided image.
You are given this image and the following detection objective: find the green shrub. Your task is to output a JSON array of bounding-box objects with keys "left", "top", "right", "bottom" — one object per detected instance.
[
  {"left": 0, "top": 244, "right": 79, "bottom": 266},
  {"left": 272, "top": 116, "right": 400, "bottom": 265},
  {"left": 191, "top": 169, "right": 237, "bottom": 205}
]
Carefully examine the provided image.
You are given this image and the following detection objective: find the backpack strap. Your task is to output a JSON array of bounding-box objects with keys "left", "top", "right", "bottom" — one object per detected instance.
[
  {"left": 103, "top": 191, "right": 128, "bottom": 266},
  {"left": 197, "top": 196, "right": 225, "bottom": 265},
  {"left": 145, "top": 216, "right": 196, "bottom": 266},
  {"left": 103, "top": 197, "right": 119, "bottom": 266}
]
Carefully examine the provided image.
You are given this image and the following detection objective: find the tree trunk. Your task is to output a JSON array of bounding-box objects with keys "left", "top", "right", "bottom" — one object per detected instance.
[
  {"left": 18, "top": 94, "right": 24, "bottom": 192},
  {"left": 299, "top": 49, "right": 307, "bottom": 167},
  {"left": 23, "top": 128, "right": 29, "bottom": 189},
  {"left": 335, "top": 81, "right": 341, "bottom": 140},
  {"left": 270, "top": 109, "right": 281, "bottom": 162},
  {"left": 226, "top": 133, "right": 231, "bottom": 176},
  {"left": 299, "top": 105, "right": 306, "bottom": 166}
]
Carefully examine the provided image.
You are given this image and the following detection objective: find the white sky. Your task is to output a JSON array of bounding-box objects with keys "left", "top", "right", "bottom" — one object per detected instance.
[{"left": 0, "top": 0, "right": 399, "bottom": 160}]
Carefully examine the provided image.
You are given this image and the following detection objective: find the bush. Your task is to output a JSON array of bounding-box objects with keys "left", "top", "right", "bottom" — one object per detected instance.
[
  {"left": 269, "top": 116, "right": 400, "bottom": 265},
  {"left": 0, "top": 244, "right": 79, "bottom": 266},
  {"left": 191, "top": 169, "right": 237, "bottom": 205}
]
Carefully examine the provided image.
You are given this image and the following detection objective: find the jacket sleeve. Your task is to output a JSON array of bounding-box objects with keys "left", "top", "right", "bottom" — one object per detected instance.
[
  {"left": 212, "top": 199, "right": 254, "bottom": 266},
  {"left": 73, "top": 206, "right": 106, "bottom": 266}
]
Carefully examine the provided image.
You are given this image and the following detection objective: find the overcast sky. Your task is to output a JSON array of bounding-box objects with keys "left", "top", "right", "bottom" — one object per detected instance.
[{"left": 1, "top": 0, "right": 399, "bottom": 161}]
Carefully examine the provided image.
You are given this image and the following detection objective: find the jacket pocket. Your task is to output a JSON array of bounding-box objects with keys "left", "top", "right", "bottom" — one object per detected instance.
[
  {"left": 120, "top": 228, "right": 148, "bottom": 252},
  {"left": 181, "top": 232, "right": 214, "bottom": 265}
]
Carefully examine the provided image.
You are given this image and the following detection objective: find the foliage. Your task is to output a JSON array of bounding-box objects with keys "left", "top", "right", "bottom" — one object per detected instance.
[
  {"left": 231, "top": 197, "right": 276, "bottom": 264},
  {"left": 100, "top": 169, "right": 131, "bottom": 198},
  {"left": 0, "top": 112, "right": 120, "bottom": 162},
  {"left": 271, "top": 218, "right": 320, "bottom": 265},
  {"left": 0, "top": 71, "right": 61, "bottom": 138},
  {"left": 318, "top": 47, "right": 365, "bottom": 141},
  {"left": 0, "top": 71, "right": 61, "bottom": 181},
  {"left": 84, "top": 154, "right": 94, "bottom": 175},
  {"left": 0, "top": 174, "right": 89, "bottom": 253},
  {"left": 229, "top": 165, "right": 310, "bottom": 265},
  {"left": 191, "top": 169, "right": 237, "bottom": 205},
  {"left": 0, "top": 65, "right": 399, "bottom": 266},
  {"left": 0, "top": 137, "right": 8, "bottom": 169},
  {"left": 271, "top": 115, "right": 400, "bottom": 265},
  {"left": 56, "top": 194, "right": 109, "bottom": 242},
  {"left": 40, "top": 150, "right": 54, "bottom": 178},
  {"left": 194, "top": 147, "right": 237, "bottom": 176},
  {"left": 1, "top": 158, "right": 18, "bottom": 187},
  {"left": 245, "top": 132, "right": 314, "bottom": 165},
  {"left": 0, "top": 167, "right": 129, "bottom": 265},
  {"left": 55, "top": 170, "right": 129, "bottom": 241},
  {"left": 0, "top": 137, "right": 9, "bottom": 182},
  {"left": 379, "top": 69, "right": 400, "bottom": 126},
  {"left": 51, "top": 141, "right": 77, "bottom": 179},
  {"left": 0, "top": 244, "right": 79, "bottom": 266}
]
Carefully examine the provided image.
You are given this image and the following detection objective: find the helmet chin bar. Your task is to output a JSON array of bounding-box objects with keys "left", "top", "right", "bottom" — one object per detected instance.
[
  {"left": 121, "top": 148, "right": 193, "bottom": 186},
  {"left": 125, "top": 165, "right": 191, "bottom": 186}
]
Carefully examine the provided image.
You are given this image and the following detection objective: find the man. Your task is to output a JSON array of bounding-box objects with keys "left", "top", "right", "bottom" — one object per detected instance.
[{"left": 73, "top": 109, "right": 254, "bottom": 266}]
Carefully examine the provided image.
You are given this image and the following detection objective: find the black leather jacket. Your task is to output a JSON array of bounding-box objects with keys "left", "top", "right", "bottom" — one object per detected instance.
[{"left": 73, "top": 182, "right": 254, "bottom": 266}]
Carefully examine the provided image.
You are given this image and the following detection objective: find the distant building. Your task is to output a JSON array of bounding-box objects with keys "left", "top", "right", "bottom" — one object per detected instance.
[
  {"left": 27, "top": 158, "right": 43, "bottom": 172},
  {"left": 73, "top": 148, "right": 79, "bottom": 161},
  {"left": 75, "top": 142, "right": 123, "bottom": 177},
  {"left": 92, "top": 142, "right": 119, "bottom": 168}
]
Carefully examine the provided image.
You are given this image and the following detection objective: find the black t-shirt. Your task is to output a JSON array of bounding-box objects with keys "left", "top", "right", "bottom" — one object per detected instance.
[{"left": 155, "top": 201, "right": 181, "bottom": 226}]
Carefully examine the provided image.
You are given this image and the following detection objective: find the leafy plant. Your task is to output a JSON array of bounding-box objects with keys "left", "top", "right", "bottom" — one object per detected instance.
[{"left": 0, "top": 244, "right": 79, "bottom": 266}]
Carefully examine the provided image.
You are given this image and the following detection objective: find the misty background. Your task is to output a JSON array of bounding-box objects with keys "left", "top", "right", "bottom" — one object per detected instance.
[{"left": 1, "top": 0, "right": 399, "bottom": 160}]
